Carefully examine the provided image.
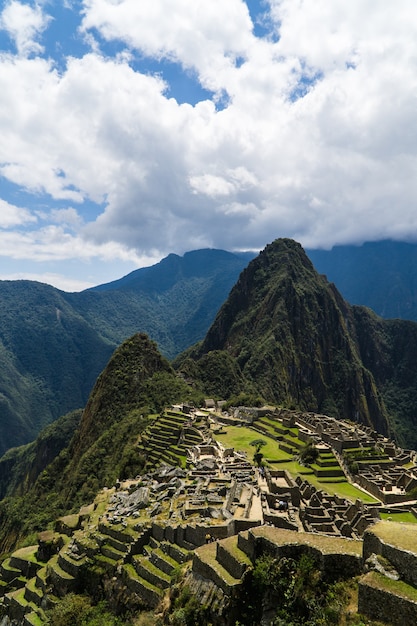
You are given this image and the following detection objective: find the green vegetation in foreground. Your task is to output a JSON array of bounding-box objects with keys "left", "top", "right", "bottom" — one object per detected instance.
[
  {"left": 214, "top": 425, "right": 379, "bottom": 503},
  {"left": 234, "top": 552, "right": 357, "bottom": 626},
  {"left": 45, "top": 595, "right": 131, "bottom": 625}
]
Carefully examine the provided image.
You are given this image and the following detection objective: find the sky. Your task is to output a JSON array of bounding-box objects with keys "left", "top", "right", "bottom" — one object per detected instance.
[{"left": 1, "top": 1, "right": 417, "bottom": 291}]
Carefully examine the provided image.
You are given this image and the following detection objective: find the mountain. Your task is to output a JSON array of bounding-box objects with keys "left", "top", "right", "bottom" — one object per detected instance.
[
  {"left": 0, "top": 249, "right": 253, "bottom": 454},
  {"left": 178, "top": 238, "right": 417, "bottom": 449},
  {"left": 2, "top": 240, "right": 417, "bottom": 623},
  {"left": 307, "top": 240, "right": 417, "bottom": 321},
  {"left": 0, "top": 281, "right": 114, "bottom": 455},
  {"left": 70, "top": 248, "right": 255, "bottom": 358},
  {"left": 0, "top": 333, "right": 197, "bottom": 554},
  {"left": 3, "top": 238, "right": 417, "bottom": 460}
]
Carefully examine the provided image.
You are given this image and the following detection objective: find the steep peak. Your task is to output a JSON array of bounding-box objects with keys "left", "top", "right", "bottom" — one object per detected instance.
[
  {"left": 191, "top": 238, "right": 388, "bottom": 434},
  {"left": 72, "top": 333, "right": 172, "bottom": 457},
  {"left": 199, "top": 238, "right": 322, "bottom": 353}
]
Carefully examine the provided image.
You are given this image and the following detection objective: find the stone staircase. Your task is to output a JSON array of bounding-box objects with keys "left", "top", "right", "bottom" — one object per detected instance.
[
  {"left": 0, "top": 545, "right": 49, "bottom": 625},
  {"left": 121, "top": 534, "right": 194, "bottom": 609}
]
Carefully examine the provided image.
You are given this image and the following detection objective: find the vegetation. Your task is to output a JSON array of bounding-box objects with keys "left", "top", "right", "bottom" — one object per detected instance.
[
  {"left": 215, "top": 425, "right": 377, "bottom": 503},
  {"left": 0, "top": 250, "right": 251, "bottom": 455},
  {"left": 2, "top": 238, "right": 417, "bottom": 625},
  {"left": 183, "top": 239, "right": 396, "bottom": 442},
  {"left": 0, "top": 281, "right": 115, "bottom": 456},
  {"left": 235, "top": 553, "right": 354, "bottom": 625},
  {"left": 46, "top": 596, "right": 129, "bottom": 626},
  {"left": 168, "top": 584, "right": 210, "bottom": 625},
  {"left": 250, "top": 439, "right": 267, "bottom": 466},
  {"left": 299, "top": 441, "right": 319, "bottom": 466},
  {"left": 379, "top": 511, "right": 417, "bottom": 524}
]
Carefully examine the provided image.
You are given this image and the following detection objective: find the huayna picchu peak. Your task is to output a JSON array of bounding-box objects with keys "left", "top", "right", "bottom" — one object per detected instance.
[
  {"left": 1, "top": 238, "right": 417, "bottom": 624},
  {"left": 178, "top": 238, "right": 398, "bottom": 441}
]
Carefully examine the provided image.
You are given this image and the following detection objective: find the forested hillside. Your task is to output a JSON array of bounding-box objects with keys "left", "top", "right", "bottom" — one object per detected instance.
[
  {"left": 0, "top": 333, "right": 199, "bottom": 554},
  {"left": 0, "top": 249, "right": 252, "bottom": 454},
  {"left": 1, "top": 241, "right": 417, "bottom": 623}
]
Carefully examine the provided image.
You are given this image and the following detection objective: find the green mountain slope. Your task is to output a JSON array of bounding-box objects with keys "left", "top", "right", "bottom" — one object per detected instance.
[
  {"left": 0, "top": 333, "right": 197, "bottom": 554},
  {"left": 4, "top": 236, "right": 417, "bottom": 554},
  {"left": 0, "top": 281, "right": 114, "bottom": 455},
  {"left": 0, "top": 250, "right": 252, "bottom": 454},
  {"left": 178, "top": 239, "right": 417, "bottom": 448},
  {"left": 70, "top": 248, "right": 255, "bottom": 356}
]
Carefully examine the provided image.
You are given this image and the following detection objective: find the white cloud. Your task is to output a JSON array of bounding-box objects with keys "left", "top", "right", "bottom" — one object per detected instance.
[
  {"left": 0, "top": 223, "right": 143, "bottom": 264},
  {"left": 81, "top": 0, "right": 254, "bottom": 94},
  {"left": 0, "top": 270, "right": 95, "bottom": 292},
  {"left": 0, "top": 199, "right": 37, "bottom": 228},
  {"left": 1, "top": 0, "right": 417, "bottom": 281},
  {"left": 49, "top": 207, "right": 83, "bottom": 228},
  {"left": 0, "top": 1, "right": 50, "bottom": 56}
]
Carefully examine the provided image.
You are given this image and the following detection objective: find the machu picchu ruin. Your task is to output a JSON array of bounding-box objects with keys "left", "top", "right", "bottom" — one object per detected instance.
[{"left": 1, "top": 403, "right": 417, "bottom": 625}]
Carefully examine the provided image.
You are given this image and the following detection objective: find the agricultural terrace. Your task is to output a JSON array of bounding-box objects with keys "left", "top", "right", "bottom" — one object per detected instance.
[{"left": 214, "top": 423, "right": 378, "bottom": 504}]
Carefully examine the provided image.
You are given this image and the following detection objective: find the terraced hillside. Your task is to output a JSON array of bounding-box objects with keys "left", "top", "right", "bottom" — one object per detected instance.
[
  {"left": 138, "top": 408, "right": 208, "bottom": 469},
  {"left": 1, "top": 403, "right": 416, "bottom": 625}
]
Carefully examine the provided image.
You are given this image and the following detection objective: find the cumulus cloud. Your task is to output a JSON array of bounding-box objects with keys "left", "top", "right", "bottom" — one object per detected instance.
[
  {"left": 1, "top": 0, "right": 417, "bottom": 285},
  {"left": 0, "top": 199, "right": 37, "bottom": 228},
  {"left": 80, "top": 0, "right": 254, "bottom": 93},
  {"left": 49, "top": 207, "right": 83, "bottom": 228},
  {"left": 0, "top": 1, "right": 50, "bottom": 56},
  {"left": 0, "top": 223, "right": 143, "bottom": 263}
]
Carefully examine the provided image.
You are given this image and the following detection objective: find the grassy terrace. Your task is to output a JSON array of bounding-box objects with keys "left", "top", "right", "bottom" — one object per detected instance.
[
  {"left": 380, "top": 511, "right": 417, "bottom": 524},
  {"left": 251, "top": 526, "right": 363, "bottom": 556},
  {"left": 215, "top": 425, "right": 378, "bottom": 503},
  {"left": 362, "top": 571, "right": 417, "bottom": 602},
  {"left": 370, "top": 520, "right": 417, "bottom": 552}
]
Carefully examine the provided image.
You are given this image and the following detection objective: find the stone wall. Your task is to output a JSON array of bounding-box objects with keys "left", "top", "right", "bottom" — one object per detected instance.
[
  {"left": 192, "top": 551, "right": 237, "bottom": 596},
  {"left": 358, "top": 572, "right": 417, "bottom": 626},
  {"left": 363, "top": 531, "right": 417, "bottom": 587},
  {"left": 229, "top": 519, "right": 261, "bottom": 536},
  {"left": 252, "top": 532, "right": 362, "bottom": 580},
  {"left": 216, "top": 543, "right": 247, "bottom": 579}
]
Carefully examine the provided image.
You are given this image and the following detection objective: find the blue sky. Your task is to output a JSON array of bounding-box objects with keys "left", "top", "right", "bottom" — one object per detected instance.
[{"left": 1, "top": 1, "right": 417, "bottom": 291}]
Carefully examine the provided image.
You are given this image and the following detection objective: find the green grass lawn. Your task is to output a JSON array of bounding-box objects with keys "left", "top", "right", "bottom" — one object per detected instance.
[
  {"left": 216, "top": 425, "right": 292, "bottom": 462},
  {"left": 310, "top": 478, "right": 379, "bottom": 503},
  {"left": 214, "top": 425, "right": 379, "bottom": 503},
  {"left": 255, "top": 421, "right": 282, "bottom": 437},
  {"left": 380, "top": 511, "right": 417, "bottom": 524}
]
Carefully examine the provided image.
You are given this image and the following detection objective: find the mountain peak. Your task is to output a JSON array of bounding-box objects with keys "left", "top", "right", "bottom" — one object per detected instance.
[{"left": 186, "top": 238, "right": 389, "bottom": 435}]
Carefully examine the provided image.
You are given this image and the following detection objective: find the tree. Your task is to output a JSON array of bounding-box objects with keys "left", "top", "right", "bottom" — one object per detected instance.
[
  {"left": 299, "top": 441, "right": 319, "bottom": 466},
  {"left": 250, "top": 439, "right": 267, "bottom": 466}
]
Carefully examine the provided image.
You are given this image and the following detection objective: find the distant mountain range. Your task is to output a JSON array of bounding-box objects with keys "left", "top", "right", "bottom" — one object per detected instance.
[
  {"left": 0, "top": 249, "right": 253, "bottom": 454},
  {"left": 306, "top": 240, "right": 417, "bottom": 321},
  {"left": 1, "top": 239, "right": 417, "bottom": 457}
]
